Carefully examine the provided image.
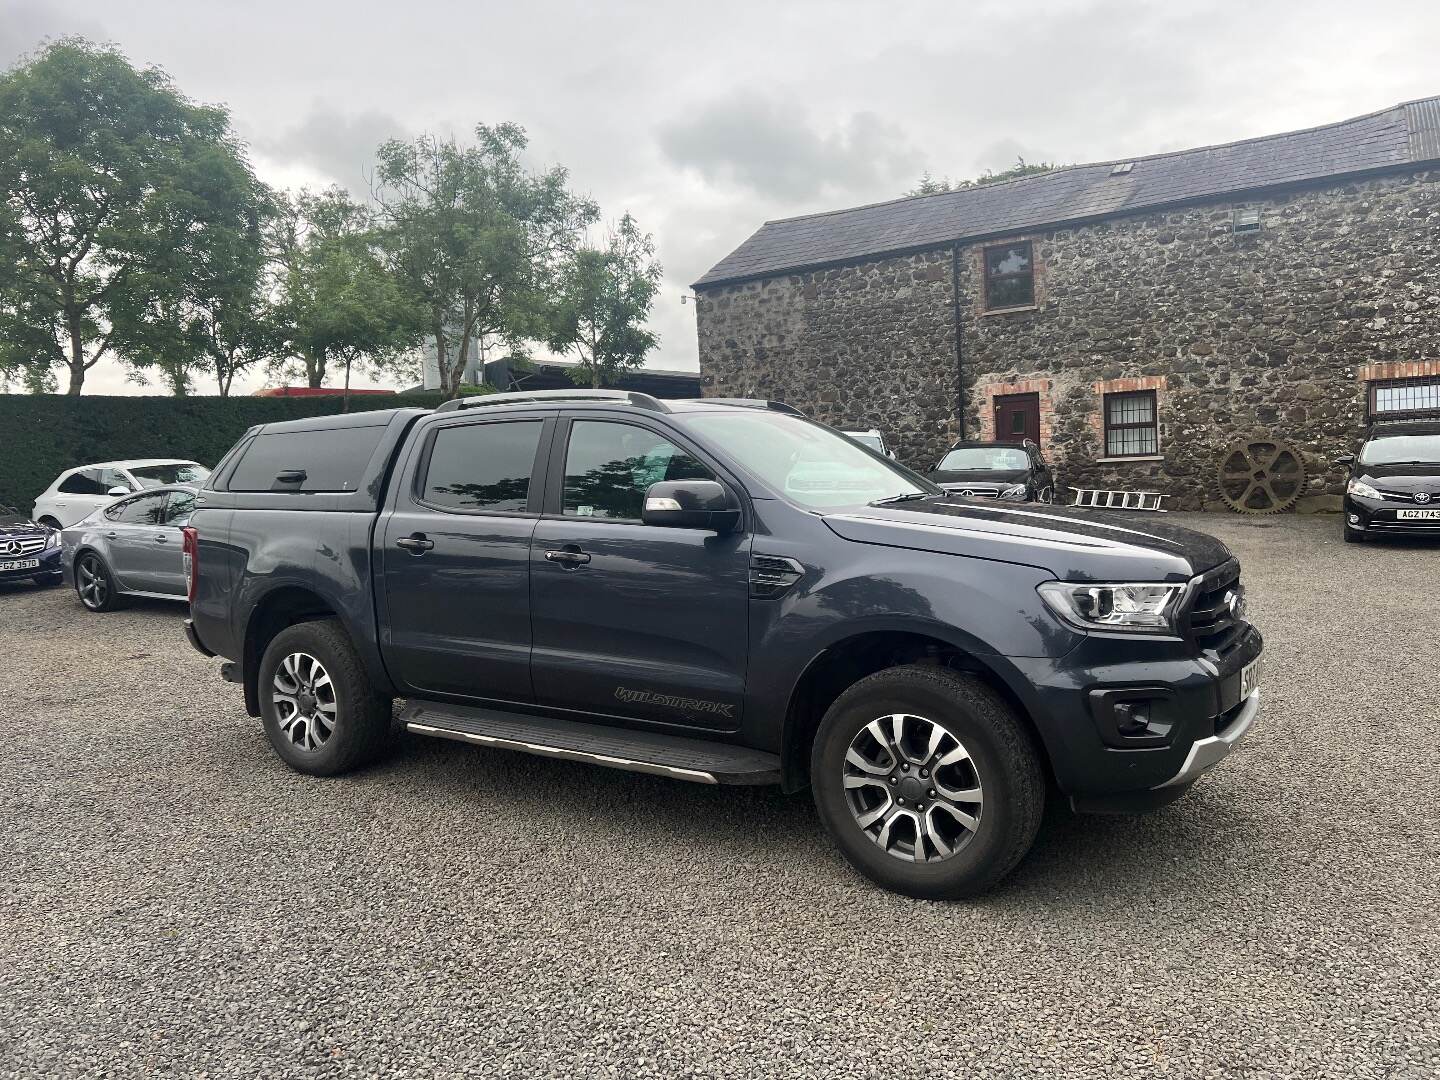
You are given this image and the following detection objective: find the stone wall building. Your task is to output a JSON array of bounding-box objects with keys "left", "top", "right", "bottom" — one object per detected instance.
[{"left": 693, "top": 98, "right": 1440, "bottom": 510}]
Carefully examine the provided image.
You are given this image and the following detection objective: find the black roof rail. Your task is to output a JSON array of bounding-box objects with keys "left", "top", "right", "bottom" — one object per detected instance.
[
  {"left": 434, "top": 389, "right": 670, "bottom": 414},
  {"left": 684, "top": 397, "right": 807, "bottom": 417}
]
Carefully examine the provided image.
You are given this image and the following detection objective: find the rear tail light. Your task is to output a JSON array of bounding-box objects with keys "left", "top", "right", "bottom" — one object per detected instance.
[{"left": 182, "top": 526, "right": 198, "bottom": 603}]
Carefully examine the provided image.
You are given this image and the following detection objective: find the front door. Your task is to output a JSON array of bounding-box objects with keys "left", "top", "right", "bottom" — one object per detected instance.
[
  {"left": 995, "top": 393, "right": 1041, "bottom": 446},
  {"left": 378, "top": 414, "right": 550, "bottom": 703},
  {"left": 529, "top": 416, "right": 751, "bottom": 732},
  {"left": 105, "top": 491, "right": 174, "bottom": 592}
]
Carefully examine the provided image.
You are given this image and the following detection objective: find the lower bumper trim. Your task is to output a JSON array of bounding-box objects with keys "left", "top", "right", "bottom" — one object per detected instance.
[
  {"left": 183, "top": 618, "right": 215, "bottom": 658},
  {"left": 1154, "top": 689, "right": 1260, "bottom": 788}
]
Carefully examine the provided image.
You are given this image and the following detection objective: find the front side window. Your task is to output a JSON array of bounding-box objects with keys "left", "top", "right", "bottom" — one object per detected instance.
[
  {"left": 983, "top": 241, "right": 1035, "bottom": 310},
  {"left": 1371, "top": 377, "right": 1440, "bottom": 416},
  {"left": 115, "top": 492, "right": 169, "bottom": 525},
  {"left": 1104, "top": 391, "right": 1159, "bottom": 457},
  {"left": 562, "top": 421, "right": 712, "bottom": 521},
  {"left": 97, "top": 469, "right": 133, "bottom": 494},
  {"left": 684, "top": 412, "right": 933, "bottom": 510},
  {"left": 422, "top": 420, "right": 543, "bottom": 513},
  {"left": 130, "top": 463, "right": 210, "bottom": 488}
]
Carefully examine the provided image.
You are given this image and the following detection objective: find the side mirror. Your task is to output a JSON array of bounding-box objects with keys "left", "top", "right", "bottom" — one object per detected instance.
[
  {"left": 642, "top": 480, "right": 740, "bottom": 533},
  {"left": 106, "top": 486, "right": 129, "bottom": 497},
  {"left": 1334, "top": 454, "right": 1356, "bottom": 467}
]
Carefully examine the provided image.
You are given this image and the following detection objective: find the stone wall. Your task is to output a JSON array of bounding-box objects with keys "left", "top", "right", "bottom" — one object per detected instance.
[
  {"left": 697, "top": 169, "right": 1440, "bottom": 508},
  {"left": 693, "top": 250, "right": 958, "bottom": 467}
]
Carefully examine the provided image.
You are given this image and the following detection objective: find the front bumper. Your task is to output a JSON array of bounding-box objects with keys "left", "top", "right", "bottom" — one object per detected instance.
[
  {"left": 1154, "top": 688, "right": 1259, "bottom": 788},
  {"left": 0, "top": 545, "right": 62, "bottom": 581},
  {"left": 1344, "top": 494, "right": 1440, "bottom": 534}
]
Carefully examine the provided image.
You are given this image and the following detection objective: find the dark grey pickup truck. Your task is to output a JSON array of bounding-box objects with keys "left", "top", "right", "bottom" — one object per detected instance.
[{"left": 184, "top": 390, "right": 1262, "bottom": 898}]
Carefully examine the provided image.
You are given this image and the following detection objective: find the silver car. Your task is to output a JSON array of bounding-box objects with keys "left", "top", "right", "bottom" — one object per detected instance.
[{"left": 62, "top": 484, "right": 198, "bottom": 612}]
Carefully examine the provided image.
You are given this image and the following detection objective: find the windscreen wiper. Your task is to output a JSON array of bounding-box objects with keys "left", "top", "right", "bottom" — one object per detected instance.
[{"left": 870, "top": 491, "right": 936, "bottom": 506}]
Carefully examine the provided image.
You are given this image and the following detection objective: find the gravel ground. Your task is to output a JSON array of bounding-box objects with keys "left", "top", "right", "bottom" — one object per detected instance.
[{"left": 1, "top": 513, "right": 1437, "bottom": 1079}]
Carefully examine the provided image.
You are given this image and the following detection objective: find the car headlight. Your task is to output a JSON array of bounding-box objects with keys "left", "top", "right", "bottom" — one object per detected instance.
[
  {"left": 43, "top": 528, "right": 60, "bottom": 550},
  {"left": 1346, "top": 479, "right": 1382, "bottom": 501},
  {"left": 1037, "top": 581, "right": 1187, "bottom": 634},
  {"left": 1000, "top": 484, "right": 1029, "bottom": 500}
]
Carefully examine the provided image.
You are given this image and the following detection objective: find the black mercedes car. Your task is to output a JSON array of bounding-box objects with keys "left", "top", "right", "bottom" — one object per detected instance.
[
  {"left": 0, "top": 503, "right": 63, "bottom": 588},
  {"left": 1339, "top": 419, "right": 1440, "bottom": 542},
  {"left": 927, "top": 440, "right": 1057, "bottom": 503}
]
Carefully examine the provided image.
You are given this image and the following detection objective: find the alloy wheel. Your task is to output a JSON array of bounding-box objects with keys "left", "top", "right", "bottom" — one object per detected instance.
[
  {"left": 76, "top": 556, "right": 107, "bottom": 609},
  {"left": 272, "top": 652, "right": 338, "bottom": 752},
  {"left": 843, "top": 713, "right": 984, "bottom": 863}
]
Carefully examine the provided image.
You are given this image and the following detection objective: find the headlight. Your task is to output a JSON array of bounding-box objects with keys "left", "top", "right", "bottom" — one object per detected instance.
[
  {"left": 1347, "top": 479, "right": 1382, "bottom": 500},
  {"left": 43, "top": 529, "right": 60, "bottom": 550},
  {"left": 1000, "top": 484, "right": 1029, "bottom": 500},
  {"left": 1037, "top": 581, "right": 1187, "bottom": 634}
]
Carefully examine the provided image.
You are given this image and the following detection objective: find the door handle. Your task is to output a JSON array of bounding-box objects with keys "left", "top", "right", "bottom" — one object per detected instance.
[
  {"left": 155, "top": 534, "right": 168, "bottom": 543},
  {"left": 396, "top": 534, "right": 434, "bottom": 555},
  {"left": 105, "top": 532, "right": 118, "bottom": 539},
  {"left": 544, "top": 547, "right": 591, "bottom": 568}
]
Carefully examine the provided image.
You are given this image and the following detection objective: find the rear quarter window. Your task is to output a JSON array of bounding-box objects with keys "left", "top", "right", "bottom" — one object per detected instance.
[{"left": 226, "top": 426, "right": 388, "bottom": 493}]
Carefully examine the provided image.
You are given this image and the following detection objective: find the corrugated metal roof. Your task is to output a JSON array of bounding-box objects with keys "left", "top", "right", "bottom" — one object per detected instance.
[{"left": 696, "top": 97, "right": 1440, "bottom": 288}]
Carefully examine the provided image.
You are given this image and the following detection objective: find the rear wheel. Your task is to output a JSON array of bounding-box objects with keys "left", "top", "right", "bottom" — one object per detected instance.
[
  {"left": 258, "top": 620, "right": 393, "bottom": 776},
  {"left": 811, "top": 665, "right": 1045, "bottom": 899},
  {"left": 75, "top": 553, "right": 121, "bottom": 611}
]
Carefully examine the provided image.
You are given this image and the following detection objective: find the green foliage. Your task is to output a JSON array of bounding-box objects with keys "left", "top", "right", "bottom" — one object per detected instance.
[
  {"left": 904, "top": 157, "right": 1056, "bottom": 198},
  {"left": 373, "top": 124, "right": 598, "bottom": 397},
  {"left": 0, "top": 38, "right": 265, "bottom": 395},
  {"left": 270, "top": 188, "right": 426, "bottom": 401},
  {"left": 0, "top": 392, "right": 452, "bottom": 507},
  {"left": 547, "top": 214, "right": 662, "bottom": 388}
]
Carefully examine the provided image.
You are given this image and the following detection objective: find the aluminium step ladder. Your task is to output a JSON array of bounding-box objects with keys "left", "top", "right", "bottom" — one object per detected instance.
[{"left": 1069, "top": 488, "right": 1170, "bottom": 512}]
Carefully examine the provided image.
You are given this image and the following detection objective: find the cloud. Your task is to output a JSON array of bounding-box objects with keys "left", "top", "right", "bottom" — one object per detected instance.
[
  {"left": 255, "top": 103, "right": 410, "bottom": 191},
  {"left": 658, "top": 95, "right": 925, "bottom": 203},
  {"left": 0, "top": 1, "right": 104, "bottom": 70}
]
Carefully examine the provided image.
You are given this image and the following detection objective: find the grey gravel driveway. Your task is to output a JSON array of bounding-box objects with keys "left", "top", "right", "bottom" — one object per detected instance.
[{"left": 1, "top": 513, "right": 1437, "bottom": 1078}]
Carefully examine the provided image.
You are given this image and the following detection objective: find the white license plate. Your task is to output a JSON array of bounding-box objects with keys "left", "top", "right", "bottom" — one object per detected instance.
[
  {"left": 1240, "top": 657, "right": 1262, "bottom": 699},
  {"left": 1396, "top": 509, "right": 1440, "bottom": 520},
  {"left": 0, "top": 559, "right": 40, "bottom": 572}
]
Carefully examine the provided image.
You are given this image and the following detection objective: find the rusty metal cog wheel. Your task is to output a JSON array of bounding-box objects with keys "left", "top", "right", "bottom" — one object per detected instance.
[{"left": 1217, "top": 439, "right": 1307, "bottom": 514}]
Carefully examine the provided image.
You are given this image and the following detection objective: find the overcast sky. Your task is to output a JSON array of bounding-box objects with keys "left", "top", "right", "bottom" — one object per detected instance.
[{"left": 5, "top": 0, "right": 1438, "bottom": 395}]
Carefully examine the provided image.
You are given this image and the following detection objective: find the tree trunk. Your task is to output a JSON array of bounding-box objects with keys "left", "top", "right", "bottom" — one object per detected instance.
[
  {"left": 342, "top": 358, "right": 352, "bottom": 413},
  {"left": 66, "top": 310, "right": 86, "bottom": 396}
]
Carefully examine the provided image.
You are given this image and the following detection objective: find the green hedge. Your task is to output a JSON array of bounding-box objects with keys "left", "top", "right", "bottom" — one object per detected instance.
[{"left": 0, "top": 393, "right": 454, "bottom": 509}]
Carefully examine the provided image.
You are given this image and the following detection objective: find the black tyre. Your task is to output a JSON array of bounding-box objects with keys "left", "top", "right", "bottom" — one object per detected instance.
[
  {"left": 74, "top": 552, "right": 122, "bottom": 611},
  {"left": 258, "top": 620, "right": 393, "bottom": 776},
  {"left": 34, "top": 571, "right": 64, "bottom": 587},
  {"left": 811, "top": 665, "right": 1045, "bottom": 900}
]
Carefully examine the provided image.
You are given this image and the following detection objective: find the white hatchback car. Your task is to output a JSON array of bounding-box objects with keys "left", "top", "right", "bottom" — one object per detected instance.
[{"left": 32, "top": 459, "right": 211, "bottom": 529}]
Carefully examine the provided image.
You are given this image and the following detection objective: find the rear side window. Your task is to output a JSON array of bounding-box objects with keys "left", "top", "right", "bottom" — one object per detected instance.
[
  {"left": 421, "top": 421, "right": 543, "bottom": 513},
  {"left": 227, "top": 426, "right": 387, "bottom": 492},
  {"left": 58, "top": 470, "right": 103, "bottom": 495}
]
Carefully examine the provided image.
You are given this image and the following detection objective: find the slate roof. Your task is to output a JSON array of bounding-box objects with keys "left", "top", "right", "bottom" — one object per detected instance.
[{"left": 696, "top": 97, "right": 1440, "bottom": 288}]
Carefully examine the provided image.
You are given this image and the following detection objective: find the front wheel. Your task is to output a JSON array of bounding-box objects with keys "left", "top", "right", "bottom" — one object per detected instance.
[
  {"left": 258, "top": 620, "right": 393, "bottom": 776},
  {"left": 75, "top": 552, "right": 121, "bottom": 611},
  {"left": 811, "top": 665, "right": 1045, "bottom": 899}
]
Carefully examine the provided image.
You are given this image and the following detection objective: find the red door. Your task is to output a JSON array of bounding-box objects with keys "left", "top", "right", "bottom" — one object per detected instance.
[{"left": 994, "top": 393, "right": 1041, "bottom": 445}]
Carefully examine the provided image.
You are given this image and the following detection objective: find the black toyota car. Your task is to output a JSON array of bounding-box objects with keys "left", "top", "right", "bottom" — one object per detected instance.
[
  {"left": 1339, "top": 418, "right": 1440, "bottom": 542},
  {"left": 927, "top": 440, "right": 1057, "bottom": 503}
]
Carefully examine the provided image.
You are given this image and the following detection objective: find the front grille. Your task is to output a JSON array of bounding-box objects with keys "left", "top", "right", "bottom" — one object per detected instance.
[
  {"left": 1183, "top": 559, "right": 1245, "bottom": 656},
  {"left": 942, "top": 486, "right": 1000, "bottom": 498},
  {"left": 1375, "top": 488, "right": 1439, "bottom": 503},
  {"left": 0, "top": 535, "right": 47, "bottom": 557}
]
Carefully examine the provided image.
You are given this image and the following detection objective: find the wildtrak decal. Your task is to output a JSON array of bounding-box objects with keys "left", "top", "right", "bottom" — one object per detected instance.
[{"left": 614, "top": 686, "right": 735, "bottom": 717}]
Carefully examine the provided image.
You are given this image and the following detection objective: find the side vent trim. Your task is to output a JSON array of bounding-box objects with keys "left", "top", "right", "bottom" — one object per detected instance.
[{"left": 750, "top": 554, "right": 804, "bottom": 599}]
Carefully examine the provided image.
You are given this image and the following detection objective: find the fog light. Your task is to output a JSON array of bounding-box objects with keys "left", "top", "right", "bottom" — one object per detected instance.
[
  {"left": 1115, "top": 701, "right": 1151, "bottom": 737},
  {"left": 1348, "top": 513, "right": 1360, "bottom": 525}
]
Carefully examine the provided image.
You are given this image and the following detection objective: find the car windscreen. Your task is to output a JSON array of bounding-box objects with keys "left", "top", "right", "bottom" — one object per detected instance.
[
  {"left": 848, "top": 434, "right": 883, "bottom": 452},
  {"left": 129, "top": 463, "right": 211, "bottom": 488},
  {"left": 1360, "top": 433, "right": 1440, "bottom": 465},
  {"left": 227, "top": 426, "right": 387, "bottom": 492},
  {"left": 938, "top": 447, "right": 1028, "bottom": 471},
  {"left": 685, "top": 412, "right": 932, "bottom": 509}
]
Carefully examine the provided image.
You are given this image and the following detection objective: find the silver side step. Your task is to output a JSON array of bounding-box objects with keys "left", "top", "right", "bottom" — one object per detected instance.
[{"left": 399, "top": 701, "right": 782, "bottom": 786}]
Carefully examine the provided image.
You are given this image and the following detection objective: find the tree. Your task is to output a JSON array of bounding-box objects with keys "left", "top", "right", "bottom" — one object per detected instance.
[
  {"left": 271, "top": 188, "right": 424, "bottom": 406},
  {"left": 547, "top": 215, "right": 661, "bottom": 388},
  {"left": 374, "top": 124, "right": 597, "bottom": 397},
  {"left": 0, "top": 38, "right": 264, "bottom": 394},
  {"left": 904, "top": 157, "right": 1055, "bottom": 197}
]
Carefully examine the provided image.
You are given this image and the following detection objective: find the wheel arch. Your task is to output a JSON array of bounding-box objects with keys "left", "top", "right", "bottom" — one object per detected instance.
[
  {"left": 779, "top": 628, "right": 1052, "bottom": 794},
  {"left": 241, "top": 586, "right": 344, "bottom": 717}
]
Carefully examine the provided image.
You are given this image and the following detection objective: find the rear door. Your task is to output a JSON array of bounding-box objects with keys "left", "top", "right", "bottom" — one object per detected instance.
[
  {"left": 377, "top": 412, "right": 551, "bottom": 703},
  {"left": 528, "top": 415, "right": 751, "bottom": 731}
]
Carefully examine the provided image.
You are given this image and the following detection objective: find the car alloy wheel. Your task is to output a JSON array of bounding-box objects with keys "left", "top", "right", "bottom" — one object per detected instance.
[
  {"left": 76, "top": 555, "right": 108, "bottom": 610},
  {"left": 842, "top": 713, "right": 984, "bottom": 863},
  {"left": 271, "top": 652, "right": 339, "bottom": 752}
]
